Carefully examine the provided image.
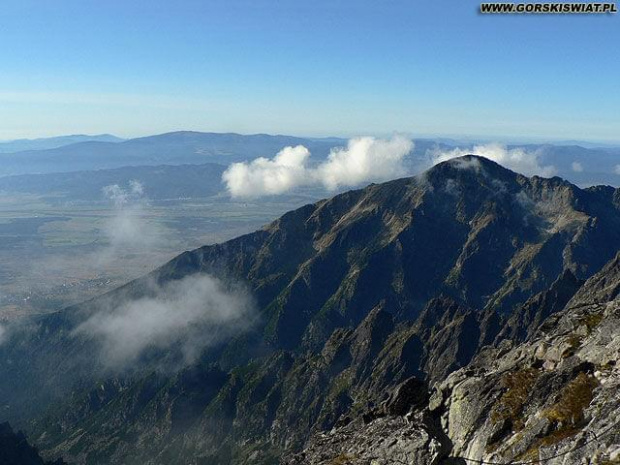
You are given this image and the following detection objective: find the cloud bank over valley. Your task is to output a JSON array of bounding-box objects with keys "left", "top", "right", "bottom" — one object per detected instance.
[{"left": 223, "top": 135, "right": 413, "bottom": 197}]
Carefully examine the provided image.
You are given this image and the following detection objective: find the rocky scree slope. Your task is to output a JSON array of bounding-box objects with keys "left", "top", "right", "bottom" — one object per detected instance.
[
  {"left": 285, "top": 252, "right": 620, "bottom": 464},
  {"left": 435, "top": 251, "right": 620, "bottom": 464}
]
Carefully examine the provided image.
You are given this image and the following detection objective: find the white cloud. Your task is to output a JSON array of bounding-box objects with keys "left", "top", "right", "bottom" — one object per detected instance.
[
  {"left": 445, "top": 156, "right": 483, "bottom": 172},
  {"left": 128, "top": 179, "right": 144, "bottom": 195},
  {"left": 571, "top": 162, "right": 584, "bottom": 173},
  {"left": 429, "top": 143, "right": 556, "bottom": 177},
  {"left": 222, "top": 145, "right": 311, "bottom": 197},
  {"left": 74, "top": 274, "right": 255, "bottom": 369},
  {"left": 317, "top": 136, "right": 412, "bottom": 190},
  {"left": 0, "top": 324, "right": 6, "bottom": 345},
  {"left": 102, "top": 179, "right": 144, "bottom": 207},
  {"left": 222, "top": 135, "right": 413, "bottom": 197},
  {"left": 515, "top": 190, "right": 535, "bottom": 209},
  {"left": 101, "top": 180, "right": 163, "bottom": 251},
  {"left": 615, "top": 165, "right": 620, "bottom": 175}
]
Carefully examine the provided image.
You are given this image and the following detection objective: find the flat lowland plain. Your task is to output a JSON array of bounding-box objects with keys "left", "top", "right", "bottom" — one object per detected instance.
[{"left": 0, "top": 193, "right": 316, "bottom": 320}]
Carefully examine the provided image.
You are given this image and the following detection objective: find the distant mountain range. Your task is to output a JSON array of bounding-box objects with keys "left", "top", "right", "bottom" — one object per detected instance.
[
  {"left": 0, "top": 132, "right": 344, "bottom": 177},
  {"left": 1, "top": 156, "right": 619, "bottom": 464},
  {"left": 0, "top": 163, "right": 227, "bottom": 202},
  {"left": 0, "top": 134, "right": 123, "bottom": 154},
  {"left": 1, "top": 131, "right": 619, "bottom": 189},
  {"left": 508, "top": 143, "right": 620, "bottom": 186}
]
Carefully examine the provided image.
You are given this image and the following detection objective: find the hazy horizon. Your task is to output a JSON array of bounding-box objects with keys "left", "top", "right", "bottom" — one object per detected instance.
[
  {"left": 2, "top": 130, "right": 619, "bottom": 148},
  {"left": 2, "top": 0, "right": 618, "bottom": 142}
]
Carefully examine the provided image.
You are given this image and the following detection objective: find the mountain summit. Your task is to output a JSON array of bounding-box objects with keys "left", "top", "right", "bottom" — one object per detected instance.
[
  {"left": 163, "top": 155, "right": 619, "bottom": 341},
  {"left": 1, "top": 156, "right": 619, "bottom": 464}
]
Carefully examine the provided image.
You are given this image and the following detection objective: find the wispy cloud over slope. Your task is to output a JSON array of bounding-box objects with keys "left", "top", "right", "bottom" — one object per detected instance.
[
  {"left": 429, "top": 143, "right": 556, "bottom": 177},
  {"left": 223, "top": 135, "right": 413, "bottom": 197},
  {"left": 74, "top": 274, "right": 255, "bottom": 369},
  {"left": 100, "top": 180, "right": 164, "bottom": 253}
]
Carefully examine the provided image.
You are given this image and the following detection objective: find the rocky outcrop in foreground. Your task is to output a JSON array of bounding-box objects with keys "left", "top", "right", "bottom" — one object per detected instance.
[
  {"left": 284, "top": 378, "right": 453, "bottom": 465},
  {"left": 284, "top": 253, "right": 620, "bottom": 464}
]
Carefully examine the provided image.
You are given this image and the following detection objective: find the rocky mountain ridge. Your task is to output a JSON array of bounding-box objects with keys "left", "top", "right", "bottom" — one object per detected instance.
[
  {"left": 286, "top": 252, "right": 620, "bottom": 464},
  {"left": 1, "top": 156, "right": 619, "bottom": 464}
]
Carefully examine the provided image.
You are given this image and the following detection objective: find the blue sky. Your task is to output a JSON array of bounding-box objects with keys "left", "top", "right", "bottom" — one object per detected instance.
[{"left": 0, "top": 0, "right": 618, "bottom": 142}]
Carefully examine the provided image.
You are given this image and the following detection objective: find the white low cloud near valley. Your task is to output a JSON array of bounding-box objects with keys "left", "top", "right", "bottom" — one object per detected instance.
[
  {"left": 74, "top": 274, "right": 255, "bottom": 369},
  {"left": 222, "top": 136, "right": 558, "bottom": 198},
  {"left": 222, "top": 135, "right": 414, "bottom": 197},
  {"left": 101, "top": 179, "right": 164, "bottom": 251}
]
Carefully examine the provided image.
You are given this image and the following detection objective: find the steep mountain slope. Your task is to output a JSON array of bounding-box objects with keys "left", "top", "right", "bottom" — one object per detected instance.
[
  {"left": 287, "top": 251, "right": 620, "bottom": 464},
  {"left": 157, "top": 154, "right": 620, "bottom": 351},
  {"left": 0, "top": 422, "right": 66, "bottom": 465},
  {"left": 1, "top": 156, "right": 619, "bottom": 464},
  {"left": 435, "top": 252, "right": 620, "bottom": 463}
]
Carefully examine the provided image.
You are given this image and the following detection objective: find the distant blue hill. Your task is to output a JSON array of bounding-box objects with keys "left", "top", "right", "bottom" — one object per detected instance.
[
  {"left": 0, "top": 131, "right": 618, "bottom": 187},
  {"left": 0, "top": 134, "right": 123, "bottom": 154},
  {"left": 0, "top": 162, "right": 228, "bottom": 202},
  {"left": 0, "top": 131, "right": 346, "bottom": 177}
]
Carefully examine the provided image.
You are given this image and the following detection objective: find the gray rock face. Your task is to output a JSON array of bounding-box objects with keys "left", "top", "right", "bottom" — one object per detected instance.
[
  {"left": 435, "top": 302, "right": 620, "bottom": 464},
  {"left": 383, "top": 377, "right": 429, "bottom": 417},
  {"left": 284, "top": 253, "right": 620, "bottom": 465},
  {"left": 427, "top": 253, "right": 620, "bottom": 464},
  {"left": 284, "top": 414, "right": 446, "bottom": 465},
  {"left": 283, "top": 378, "right": 449, "bottom": 465}
]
